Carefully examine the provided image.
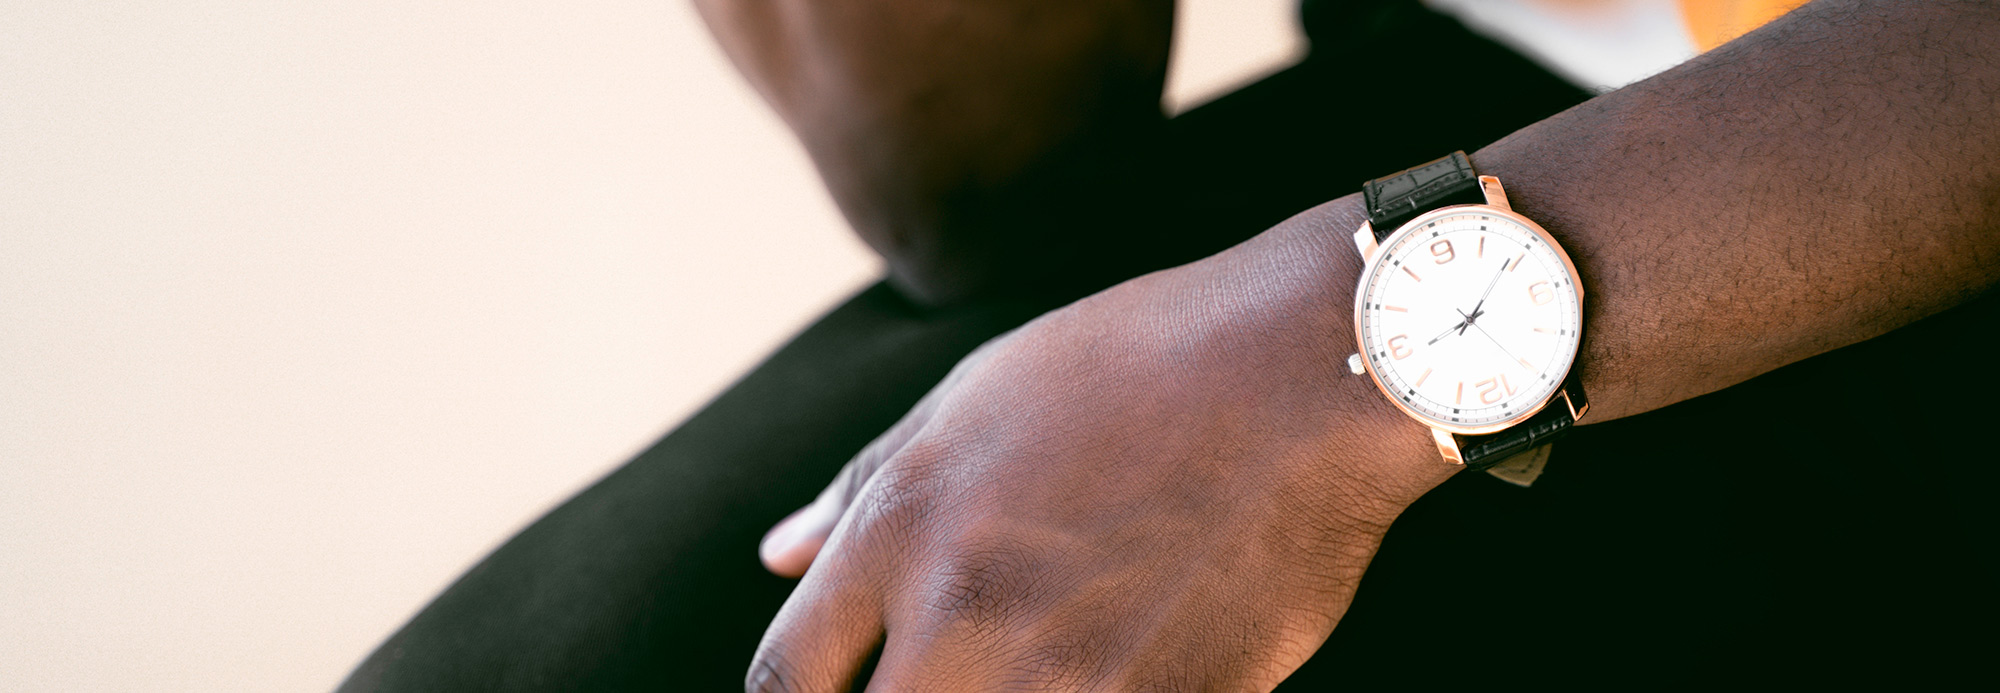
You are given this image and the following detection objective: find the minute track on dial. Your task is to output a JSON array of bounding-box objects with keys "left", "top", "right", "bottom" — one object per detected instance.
[
  {"left": 1356, "top": 159, "right": 1589, "bottom": 473},
  {"left": 1356, "top": 206, "right": 1582, "bottom": 433}
]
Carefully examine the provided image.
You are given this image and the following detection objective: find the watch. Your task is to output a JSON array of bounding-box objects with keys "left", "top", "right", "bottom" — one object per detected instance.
[{"left": 1345, "top": 152, "right": 1588, "bottom": 485}]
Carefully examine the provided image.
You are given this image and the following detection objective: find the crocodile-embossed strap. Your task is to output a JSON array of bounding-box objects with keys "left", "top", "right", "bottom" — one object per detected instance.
[
  {"left": 1362, "top": 151, "right": 1590, "bottom": 473},
  {"left": 1458, "top": 362, "right": 1589, "bottom": 470},
  {"left": 1458, "top": 400, "right": 1571, "bottom": 470},
  {"left": 1361, "top": 151, "right": 1485, "bottom": 240}
]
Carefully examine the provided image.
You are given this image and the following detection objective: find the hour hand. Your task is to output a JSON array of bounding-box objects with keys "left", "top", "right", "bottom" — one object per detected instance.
[{"left": 1427, "top": 317, "right": 1467, "bottom": 345}]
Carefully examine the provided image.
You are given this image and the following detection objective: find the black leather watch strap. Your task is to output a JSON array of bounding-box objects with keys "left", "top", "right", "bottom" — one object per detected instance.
[
  {"left": 1457, "top": 364, "right": 1589, "bottom": 470},
  {"left": 1361, "top": 151, "right": 1485, "bottom": 240},
  {"left": 1361, "top": 151, "right": 1590, "bottom": 473}
]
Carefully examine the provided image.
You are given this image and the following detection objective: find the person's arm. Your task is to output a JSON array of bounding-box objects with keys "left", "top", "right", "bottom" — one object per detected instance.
[
  {"left": 746, "top": 1, "right": 2000, "bottom": 689},
  {"left": 692, "top": 0, "right": 1173, "bottom": 304},
  {"left": 1474, "top": 0, "right": 1999, "bottom": 421}
]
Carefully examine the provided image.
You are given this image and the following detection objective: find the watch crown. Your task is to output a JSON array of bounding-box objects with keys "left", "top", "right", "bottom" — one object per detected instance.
[{"left": 1347, "top": 353, "right": 1365, "bottom": 375}]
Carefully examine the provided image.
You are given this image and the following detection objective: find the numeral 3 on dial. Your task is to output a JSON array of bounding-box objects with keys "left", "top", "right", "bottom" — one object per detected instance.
[{"left": 1388, "top": 334, "right": 1412, "bottom": 360}]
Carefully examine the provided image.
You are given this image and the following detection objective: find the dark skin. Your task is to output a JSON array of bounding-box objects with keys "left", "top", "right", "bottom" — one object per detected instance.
[
  {"left": 693, "top": 0, "right": 1173, "bottom": 305},
  {"left": 702, "top": 0, "right": 2000, "bottom": 690}
]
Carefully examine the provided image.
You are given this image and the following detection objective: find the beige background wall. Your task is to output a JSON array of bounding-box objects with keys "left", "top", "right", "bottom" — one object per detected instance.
[{"left": 0, "top": 2, "right": 1301, "bottom": 690}]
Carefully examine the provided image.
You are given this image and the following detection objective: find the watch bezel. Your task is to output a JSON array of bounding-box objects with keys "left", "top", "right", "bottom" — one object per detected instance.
[{"left": 1351, "top": 203, "right": 1586, "bottom": 436}]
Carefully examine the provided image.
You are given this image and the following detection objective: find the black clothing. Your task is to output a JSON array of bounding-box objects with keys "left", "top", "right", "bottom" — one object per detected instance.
[{"left": 341, "top": 4, "right": 1996, "bottom": 690}]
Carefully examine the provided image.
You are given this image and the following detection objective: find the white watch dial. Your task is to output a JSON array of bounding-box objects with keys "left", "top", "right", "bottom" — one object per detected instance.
[{"left": 1355, "top": 207, "right": 1583, "bottom": 433}]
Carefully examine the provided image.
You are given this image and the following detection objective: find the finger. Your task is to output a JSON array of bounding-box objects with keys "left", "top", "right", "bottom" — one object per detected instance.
[
  {"left": 862, "top": 538, "right": 1085, "bottom": 692},
  {"left": 758, "top": 344, "right": 987, "bottom": 577},
  {"left": 745, "top": 545, "right": 886, "bottom": 693},
  {"left": 757, "top": 487, "right": 847, "bottom": 579},
  {"left": 758, "top": 402, "right": 931, "bottom": 576}
]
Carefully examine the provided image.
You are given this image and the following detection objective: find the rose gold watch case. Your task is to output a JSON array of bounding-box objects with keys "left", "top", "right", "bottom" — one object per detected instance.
[{"left": 1350, "top": 187, "right": 1586, "bottom": 437}]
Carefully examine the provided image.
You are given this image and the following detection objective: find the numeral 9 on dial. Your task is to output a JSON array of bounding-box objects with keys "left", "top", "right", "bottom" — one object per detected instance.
[{"left": 1431, "top": 240, "right": 1454, "bottom": 264}]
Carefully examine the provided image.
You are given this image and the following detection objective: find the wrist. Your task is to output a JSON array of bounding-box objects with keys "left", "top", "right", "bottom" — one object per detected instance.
[{"left": 1190, "top": 193, "right": 1461, "bottom": 516}]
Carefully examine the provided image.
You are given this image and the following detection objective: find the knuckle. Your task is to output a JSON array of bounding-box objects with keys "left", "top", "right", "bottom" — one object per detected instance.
[
  {"left": 743, "top": 654, "right": 801, "bottom": 693},
  {"left": 826, "top": 457, "right": 871, "bottom": 510},
  {"left": 838, "top": 422, "right": 932, "bottom": 509},
  {"left": 870, "top": 462, "right": 934, "bottom": 516},
  {"left": 925, "top": 542, "right": 1042, "bottom": 627},
  {"left": 744, "top": 656, "right": 796, "bottom": 693},
  {"left": 844, "top": 447, "right": 953, "bottom": 546}
]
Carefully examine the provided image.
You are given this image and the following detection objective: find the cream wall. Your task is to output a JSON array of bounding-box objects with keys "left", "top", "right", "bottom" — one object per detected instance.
[{"left": 0, "top": 2, "right": 1301, "bottom": 690}]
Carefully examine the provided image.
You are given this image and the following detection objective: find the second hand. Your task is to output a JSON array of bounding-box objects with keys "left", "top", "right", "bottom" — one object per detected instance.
[{"left": 1469, "top": 322, "right": 1532, "bottom": 371}]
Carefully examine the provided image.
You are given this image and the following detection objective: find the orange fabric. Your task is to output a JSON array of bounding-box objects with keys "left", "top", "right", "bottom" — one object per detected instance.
[{"left": 1678, "top": 0, "right": 1812, "bottom": 51}]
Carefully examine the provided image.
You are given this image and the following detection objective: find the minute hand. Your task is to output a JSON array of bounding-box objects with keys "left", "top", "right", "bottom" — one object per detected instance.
[{"left": 1467, "top": 258, "right": 1510, "bottom": 317}]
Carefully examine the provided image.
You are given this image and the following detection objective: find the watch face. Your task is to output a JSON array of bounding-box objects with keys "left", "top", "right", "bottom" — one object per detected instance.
[{"left": 1354, "top": 205, "right": 1583, "bottom": 434}]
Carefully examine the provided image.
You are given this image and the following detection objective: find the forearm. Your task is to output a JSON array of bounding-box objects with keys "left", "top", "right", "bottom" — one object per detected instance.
[
  {"left": 1472, "top": 0, "right": 2000, "bottom": 421},
  {"left": 1245, "top": 0, "right": 1999, "bottom": 438},
  {"left": 692, "top": 0, "right": 1173, "bottom": 303},
  {"left": 735, "top": 6, "right": 2000, "bottom": 682}
]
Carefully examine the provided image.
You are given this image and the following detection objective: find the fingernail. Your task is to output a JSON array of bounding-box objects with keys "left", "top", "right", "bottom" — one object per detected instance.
[{"left": 759, "top": 506, "right": 811, "bottom": 564}]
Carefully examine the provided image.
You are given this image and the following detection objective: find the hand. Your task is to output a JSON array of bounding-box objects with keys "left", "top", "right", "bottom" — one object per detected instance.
[
  {"left": 1467, "top": 259, "right": 1509, "bottom": 318},
  {"left": 1427, "top": 261, "right": 1508, "bottom": 346},
  {"left": 1467, "top": 321, "right": 1531, "bottom": 370},
  {"left": 1425, "top": 313, "right": 1470, "bottom": 345},
  {"left": 748, "top": 196, "right": 1457, "bottom": 691}
]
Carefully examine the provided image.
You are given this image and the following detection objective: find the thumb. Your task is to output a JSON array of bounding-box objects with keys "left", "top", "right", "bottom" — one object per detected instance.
[
  {"left": 758, "top": 330, "right": 1010, "bottom": 578},
  {"left": 758, "top": 398, "right": 931, "bottom": 578},
  {"left": 757, "top": 492, "right": 846, "bottom": 580}
]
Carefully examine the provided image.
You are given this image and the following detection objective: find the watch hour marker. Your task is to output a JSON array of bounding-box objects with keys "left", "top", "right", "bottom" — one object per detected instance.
[
  {"left": 1414, "top": 367, "right": 1432, "bottom": 387},
  {"left": 1455, "top": 382, "right": 1464, "bottom": 405},
  {"left": 1476, "top": 374, "right": 1520, "bottom": 405},
  {"left": 1402, "top": 266, "right": 1422, "bottom": 282},
  {"left": 1478, "top": 236, "right": 1485, "bottom": 258},
  {"left": 1431, "top": 239, "right": 1455, "bottom": 264},
  {"left": 1384, "top": 305, "right": 1409, "bottom": 312},
  {"left": 1527, "top": 280, "right": 1555, "bottom": 305},
  {"left": 1519, "top": 358, "right": 1535, "bottom": 371},
  {"left": 1533, "top": 327, "right": 1555, "bottom": 334},
  {"left": 1509, "top": 252, "right": 1526, "bottom": 272}
]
